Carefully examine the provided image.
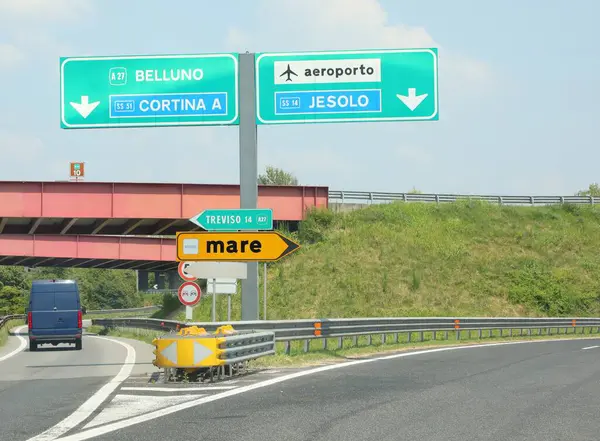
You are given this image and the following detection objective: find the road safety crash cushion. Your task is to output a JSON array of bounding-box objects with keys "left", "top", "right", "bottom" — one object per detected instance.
[
  {"left": 214, "top": 325, "right": 237, "bottom": 335},
  {"left": 152, "top": 333, "right": 225, "bottom": 368}
]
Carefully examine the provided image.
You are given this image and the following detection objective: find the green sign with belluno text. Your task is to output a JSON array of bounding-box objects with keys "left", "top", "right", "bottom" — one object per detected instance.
[
  {"left": 254, "top": 48, "right": 438, "bottom": 125},
  {"left": 60, "top": 54, "right": 239, "bottom": 129}
]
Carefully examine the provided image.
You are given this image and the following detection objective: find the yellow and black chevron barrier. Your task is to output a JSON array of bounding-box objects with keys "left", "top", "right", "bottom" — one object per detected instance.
[{"left": 152, "top": 325, "right": 275, "bottom": 369}]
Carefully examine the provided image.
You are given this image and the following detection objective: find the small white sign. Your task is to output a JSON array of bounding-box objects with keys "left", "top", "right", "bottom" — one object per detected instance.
[
  {"left": 185, "top": 262, "right": 248, "bottom": 279},
  {"left": 274, "top": 58, "right": 382, "bottom": 85},
  {"left": 182, "top": 238, "right": 198, "bottom": 255},
  {"left": 207, "top": 279, "right": 237, "bottom": 295}
]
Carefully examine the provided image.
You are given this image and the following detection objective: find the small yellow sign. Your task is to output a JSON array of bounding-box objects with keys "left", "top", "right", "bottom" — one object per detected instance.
[{"left": 176, "top": 231, "right": 300, "bottom": 262}]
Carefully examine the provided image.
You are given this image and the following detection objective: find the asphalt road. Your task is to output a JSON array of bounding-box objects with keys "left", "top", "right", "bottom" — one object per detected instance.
[
  {"left": 69, "top": 338, "right": 600, "bottom": 441},
  {"left": 0, "top": 326, "right": 156, "bottom": 441}
]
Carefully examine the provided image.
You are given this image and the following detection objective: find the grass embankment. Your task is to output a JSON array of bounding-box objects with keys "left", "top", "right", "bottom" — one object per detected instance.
[
  {"left": 95, "top": 201, "right": 600, "bottom": 366},
  {"left": 0, "top": 319, "right": 24, "bottom": 347},
  {"left": 183, "top": 201, "right": 600, "bottom": 321}
]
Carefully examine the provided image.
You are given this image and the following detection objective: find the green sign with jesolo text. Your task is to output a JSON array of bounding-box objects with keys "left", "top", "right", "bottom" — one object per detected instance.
[{"left": 255, "top": 48, "right": 438, "bottom": 125}]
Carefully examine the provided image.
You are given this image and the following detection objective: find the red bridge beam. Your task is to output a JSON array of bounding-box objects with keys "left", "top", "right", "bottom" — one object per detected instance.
[
  {"left": 0, "top": 234, "right": 176, "bottom": 271},
  {"left": 0, "top": 181, "right": 328, "bottom": 221}
]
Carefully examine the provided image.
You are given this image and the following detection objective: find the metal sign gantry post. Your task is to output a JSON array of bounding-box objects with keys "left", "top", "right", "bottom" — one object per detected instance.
[{"left": 238, "top": 53, "right": 259, "bottom": 321}]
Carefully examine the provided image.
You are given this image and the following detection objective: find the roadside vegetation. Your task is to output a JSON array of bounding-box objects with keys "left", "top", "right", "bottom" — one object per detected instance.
[
  {"left": 181, "top": 199, "right": 600, "bottom": 322},
  {"left": 0, "top": 319, "right": 23, "bottom": 347}
]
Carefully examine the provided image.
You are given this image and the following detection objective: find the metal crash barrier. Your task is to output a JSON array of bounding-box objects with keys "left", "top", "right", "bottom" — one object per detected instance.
[{"left": 152, "top": 325, "right": 276, "bottom": 382}]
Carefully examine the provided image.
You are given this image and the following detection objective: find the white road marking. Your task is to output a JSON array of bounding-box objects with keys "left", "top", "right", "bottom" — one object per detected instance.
[
  {"left": 83, "top": 394, "right": 202, "bottom": 429},
  {"left": 121, "top": 386, "right": 237, "bottom": 392},
  {"left": 52, "top": 337, "right": 597, "bottom": 441},
  {"left": 0, "top": 325, "right": 27, "bottom": 363},
  {"left": 582, "top": 345, "right": 599, "bottom": 350},
  {"left": 26, "top": 336, "right": 136, "bottom": 441}
]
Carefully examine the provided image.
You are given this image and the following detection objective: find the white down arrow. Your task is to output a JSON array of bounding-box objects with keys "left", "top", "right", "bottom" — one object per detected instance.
[
  {"left": 396, "top": 88, "right": 428, "bottom": 111},
  {"left": 70, "top": 96, "right": 100, "bottom": 118}
]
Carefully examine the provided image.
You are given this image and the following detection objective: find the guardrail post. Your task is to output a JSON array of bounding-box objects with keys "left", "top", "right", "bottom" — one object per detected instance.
[
  {"left": 454, "top": 320, "right": 460, "bottom": 340},
  {"left": 367, "top": 335, "right": 372, "bottom": 345},
  {"left": 284, "top": 341, "right": 291, "bottom": 355},
  {"left": 352, "top": 335, "right": 358, "bottom": 346},
  {"left": 303, "top": 339, "right": 309, "bottom": 352},
  {"left": 419, "top": 331, "right": 424, "bottom": 342},
  {"left": 337, "top": 337, "right": 343, "bottom": 349},
  {"left": 381, "top": 333, "right": 386, "bottom": 344}
]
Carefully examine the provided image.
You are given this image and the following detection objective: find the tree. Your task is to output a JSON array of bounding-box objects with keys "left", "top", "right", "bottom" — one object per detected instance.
[
  {"left": 258, "top": 166, "right": 298, "bottom": 186},
  {"left": 576, "top": 183, "right": 600, "bottom": 197},
  {"left": 0, "top": 286, "right": 27, "bottom": 314}
]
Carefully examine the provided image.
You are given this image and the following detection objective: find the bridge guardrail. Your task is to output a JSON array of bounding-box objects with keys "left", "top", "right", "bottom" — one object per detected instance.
[
  {"left": 92, "top": 316, "right": 600, "bottom": 354},
  {"left": 328, "top": 191, "right": 600, "bottom": 206}
]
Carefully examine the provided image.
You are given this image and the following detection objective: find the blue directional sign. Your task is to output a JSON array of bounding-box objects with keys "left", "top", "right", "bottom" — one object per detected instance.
[{"left": 255, "top": 48, "right": 438, "bottom": 125}]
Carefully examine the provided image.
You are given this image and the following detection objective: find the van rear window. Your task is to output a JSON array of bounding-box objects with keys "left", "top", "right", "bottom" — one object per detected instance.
[
  {"left": 54, "top": 292, "right": 78, "bottom": 310},
  {"left": 31, "top": 293, "right": 54, "bottom": 310}
]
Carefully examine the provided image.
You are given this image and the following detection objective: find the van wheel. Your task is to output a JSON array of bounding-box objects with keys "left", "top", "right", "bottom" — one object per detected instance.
[
  {"left": 75, "top": 339, "right": 82, "bottom": 350},
  {"left": 29, "top": 340, "right": 37, "bottom": 351}
]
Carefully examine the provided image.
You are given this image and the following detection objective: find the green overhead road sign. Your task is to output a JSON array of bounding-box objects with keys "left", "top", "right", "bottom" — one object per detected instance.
[
  {"left": 255, "top": 48, "right": 438, "bottom": 125},
  {"left": 60, "top": 54, "right": 239, "bottom": 129},
  {"left": 190, "top": 208, "right": 273, "bottom": 231}
]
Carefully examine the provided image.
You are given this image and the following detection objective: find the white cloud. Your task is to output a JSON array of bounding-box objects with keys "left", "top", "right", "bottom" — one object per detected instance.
[
  {"left": 0, "top": 0, "right": 94, "bottom": 23},
  {"left": 226, "top": 0, "right": 496, "bottom": 97},
  {"left": 0, "top": 43, "right": 25, "bottom": 69}
]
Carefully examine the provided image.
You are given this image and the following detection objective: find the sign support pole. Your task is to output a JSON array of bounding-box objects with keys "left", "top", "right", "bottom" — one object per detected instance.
[
  {"left": 227, "top": 295, "right": 232, "bottom": 321},
  {"left": 186, "top": 306, "right": 192, "bottom": 321},
  {"left": 263, "top": 262, "right": 267, "bottom": 320},
  {"left": 212, "top": 279, "right": 217, "bottom": 322},
  {"left": 239, "top": 52, "right": 259, "bottom": 321}
]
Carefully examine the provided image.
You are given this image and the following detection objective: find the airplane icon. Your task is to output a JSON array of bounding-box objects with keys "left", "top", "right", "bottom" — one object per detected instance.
[{"left": 279, "top": 64, "right": 298, "bottom": 82}]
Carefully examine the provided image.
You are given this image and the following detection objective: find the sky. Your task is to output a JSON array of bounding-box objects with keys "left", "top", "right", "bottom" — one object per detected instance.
[{"left": 0, "top": 0, "right": 598, "bottom": 195}]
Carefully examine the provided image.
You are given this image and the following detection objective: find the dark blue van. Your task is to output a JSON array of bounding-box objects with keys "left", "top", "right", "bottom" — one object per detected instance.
[{"left": 27, "top": 279, "right": 83, "bottom": 351}]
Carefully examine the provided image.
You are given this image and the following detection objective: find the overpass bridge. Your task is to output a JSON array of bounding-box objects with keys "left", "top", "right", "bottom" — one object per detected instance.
[{"left": 0, "top": 181, "right": 328, "bottom": 287}]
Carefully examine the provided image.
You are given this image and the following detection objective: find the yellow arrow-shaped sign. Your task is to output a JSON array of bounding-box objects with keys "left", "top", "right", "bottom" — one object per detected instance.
[{"left": 176, "top": 231, "right": 300, "bottom": 262}]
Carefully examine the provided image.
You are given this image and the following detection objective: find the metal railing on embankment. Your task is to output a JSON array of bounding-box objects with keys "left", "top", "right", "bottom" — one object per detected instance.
[
  {"left": 0, "top": 314, "right": 25, "bottom": 331},
  {"left": 84, "top": 305, "right": 160, "bottom": 316},
  {"left": 328, "top": 191, "right": 600, "bottom": 206},
  {"left": 0, "top": 306, "right": 160, "bottom": 333},
  {"left": 92, "top": 316, "right": 600, "bottom": 355}
]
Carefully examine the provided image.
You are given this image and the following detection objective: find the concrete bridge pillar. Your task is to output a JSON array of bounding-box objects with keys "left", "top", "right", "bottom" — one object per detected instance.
[{"left": 137, "top": 270, "right": 149, "bottom": 291}]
